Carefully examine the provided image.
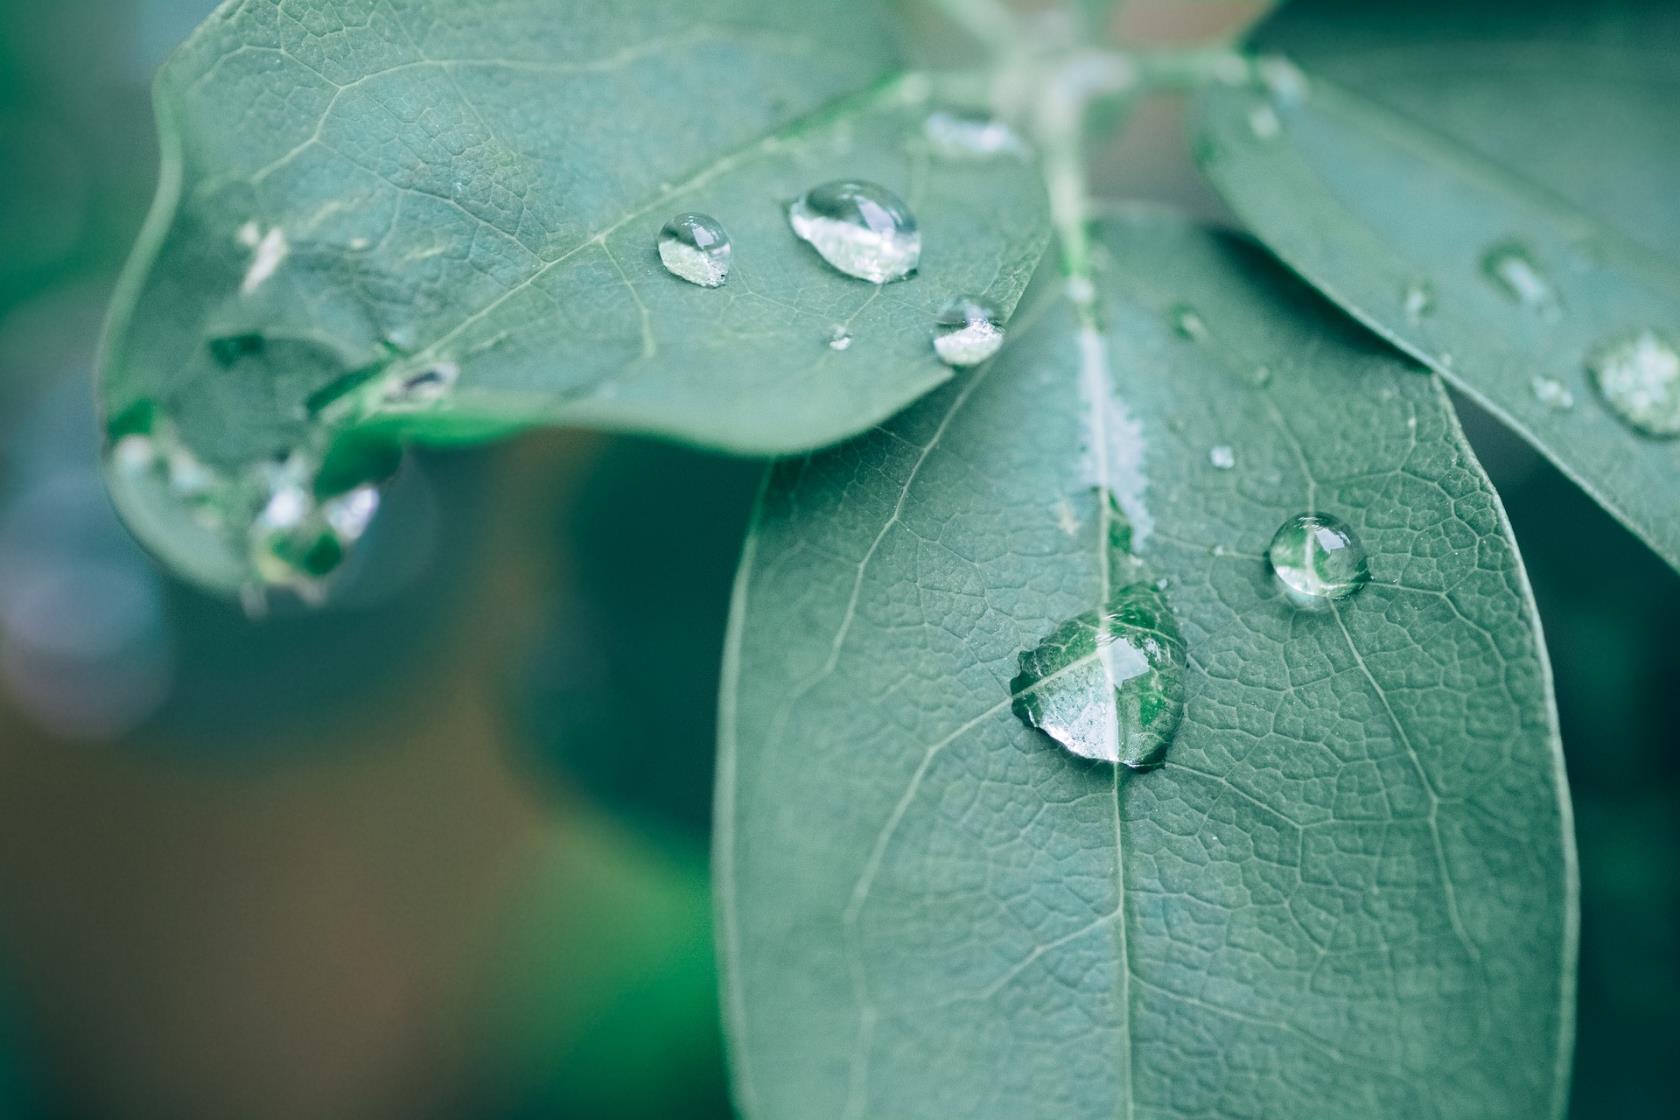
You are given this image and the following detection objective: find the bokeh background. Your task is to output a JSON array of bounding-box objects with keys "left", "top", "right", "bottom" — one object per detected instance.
[{"left": 0, "top": 2, "right": 1674, "bottom": 1117}]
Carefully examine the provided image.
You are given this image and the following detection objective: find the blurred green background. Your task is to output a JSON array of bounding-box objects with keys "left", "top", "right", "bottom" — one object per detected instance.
[{"left": 0, "top": 2, "right": 1674, "bottom": 1117}]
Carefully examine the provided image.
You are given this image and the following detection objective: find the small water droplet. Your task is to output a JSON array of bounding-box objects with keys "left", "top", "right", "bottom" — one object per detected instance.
[
  {"left": 923, "top": 109, "right": 1027, "bottom": 159},
  {"left": 1170, "top": 304, "right": 1207, "bottom": 341},
  {"left": 1530, "top": 376, "right": 1575, "bottom": 412},
  {"left": 1256, "top": 55, "right": 1309, "bottom": 105},
  {"left": 1247, "top": 104, "right": 1281, "bottom": 140},
  {"left": 1010, "top": 493, "right": 1184, "bottom": 770},
  {"left": 1402, "top": 282, "right": 1434, "bottom": 325},
  {"left": 788, "top": 180, "right": 920, "bottom": 283},
  {"left": 826, "top": 325, "right": 852, "bottom": 351},
  {"left": 1586, "top": 328, "right": 1680, "bottom": 438},
  {"left": 932, "top": 295, "right": 1005, "bottom": 367},
  {"left": 657, "top": 212, "right": 732, "bottom": 288},
  {"left": 1209, "top": 445, "right": 1235, "bottom": 470},
  {"left": 1250, "top": 365, "right": 1273, "bottom": 388},
  {"left": 384, "top": 360, "right": 459, "bottom": 408},
  {"left": 1480, "top": 242, "right": 1561, "bottom": 318},
  {"left": 1267, "top": 512, "right": 1370, "bottom": 609}
]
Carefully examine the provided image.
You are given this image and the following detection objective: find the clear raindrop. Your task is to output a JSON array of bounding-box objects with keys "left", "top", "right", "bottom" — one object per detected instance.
[
  {"left": 788, "top": 180, "right": 920, "bottom": 283},
  {"left": 1480, "top": 242, "right": 1560, "bottom": 319},
  {"left": 657, "top": 212, "right": 732, "bottom": 288},
  {"left": 1267, "top": 512, "right": 1370, "bottom": 609},
  {"left": 924, "top": 109, "right": 1027, "bottom": 159},
  {"left": 1587, "top": 328, "right": 1680, "bottom": 438},
  {"left": 932, "top": 296, "right": 1005, "bottom": 367},
  {"left": 1209, "top": 445, "right": 1235, "bottom": 470}
]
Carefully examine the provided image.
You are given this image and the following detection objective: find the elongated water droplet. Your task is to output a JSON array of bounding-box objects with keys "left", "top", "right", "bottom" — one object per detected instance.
[
  {"left": 788, "top": 180, "right": 920, "bottom": 283},
  {"left": 1531, "top": 376, "right": 1575, "bottom": 412},
  {"left": 1267, "top": 512, "right": 1370, "bottom": 609},
  {"left": 924, "top": 109, "right": 1026, "bottom": 159},
  {"left": 657, "top": 212, "right": 732, "bottom": 288},
  {"left": 1011, "top": 491, "right": 1185, "bottom": 770},
  {"left": 932, "top": 296, "right": 1004, "bottom": 366},
  {"left": 1170, "top": 303, "right": 1207, "bottom": 341},
  {"left": 826, "top": 325, "right": 852, "bottom": 351},
  {"left": 1480, "top": 242, "right": 1560, "bottom": 318},
  {"left": 1402, "top": 281, "right": 1434, "bottom": 325},
  {"left": 1587, "top": 328, "right": 1680, "bottom": 438},
  {"left": 383, "top": 360, "right": 459, "bottom": 409},
  {"left": 1209, "top": 445, "right": 1235, "bottom": 470}
]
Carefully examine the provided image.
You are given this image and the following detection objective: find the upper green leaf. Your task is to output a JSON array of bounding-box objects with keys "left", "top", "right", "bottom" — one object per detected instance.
[
  {"left": 98, "top": 0, "right": 1049, "bottom": 594},
  {"left": 1192, "top": 0, "right": 1680, "bottom": 571},
  {"left": 717, "top": 213, "right": 1575, "bottom": 1119}
]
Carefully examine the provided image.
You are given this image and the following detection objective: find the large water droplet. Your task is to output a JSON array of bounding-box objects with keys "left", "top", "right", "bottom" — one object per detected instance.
[
  {"left": 1011, "top": 490, "right": 1185, "bottom": 770},
  {"left": 932, "top": 296, "right": 1004, "bottom": 367},
  {"left": 924, "top": 109, "right": 1026, "bottom": 159},
  {"left": 1267, "top": 512, "right": 1370, "bottom": 608},
  {"left": 1587, "top": 328, "right": 1680, "bottom": 438},
  {"left": 1530, "top": 376, "right": 1575, "bottom": 412},
  {"left": 657, "top": 212, "right": 732, "bottom": 288},
  {"left": 1480, "top": 242, "right": 1560, "bottom": 318},
  {"left": 788, "top": 180, "right": 920, "bottom": 283}
]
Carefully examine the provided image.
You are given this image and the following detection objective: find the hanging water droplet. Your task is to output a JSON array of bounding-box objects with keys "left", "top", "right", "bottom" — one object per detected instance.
[
  {"left": 1530, "top": 376, "right": 1575, "bottom": 412},
  {"left": 923, "top": 109, "right": 1027, "bottom": 159},
  {"left": 1247, "top": 104, "right": 1281, "bottom": 140},
  {"left": 1209, "top": 445, "right": 1235, "bottom": 470},
  {"left": 1402, "top": 281, "right": 1434, "bottom": 325},
  {"left": 247, "top": 456, "right": 381, "bottom": 590},
  {"left": 788, "top": 180, "right": 920, "bottom": 283},
  {"left": 1011, "top": 490, "right": 1185, "bottom": 770},
  {"left": 826, "top": 325, "right": 852, "bottom": 352},
  {"left": 932, "top": 296, "right": 1005, "bottom": 367},
  {"left": 1170, "top": 303, "right": 1207, "bottom": 341},
  {"left": 1266, "top": 512, "right": 1370, "bottom": 609},
  {"left": 1586, "top": 328, "right": 1680, "bottom": 438},
  {"left": 1480, "top": 242, "right": 1560, "bottom": 318},
  {"left": 657, "top": 212, "right": 732, "bottom": 288}
]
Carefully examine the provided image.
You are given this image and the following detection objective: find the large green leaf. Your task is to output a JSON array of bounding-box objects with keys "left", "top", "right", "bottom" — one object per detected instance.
[
  {"left": 1192, "top": 0, "right": 1680, "bottom": 571},
  {"left": 99, "top": 0, "right": 1049, "bottom": 593},
  {"left": 717, "top": 213, "right": 1575, "bottom": 1119}
]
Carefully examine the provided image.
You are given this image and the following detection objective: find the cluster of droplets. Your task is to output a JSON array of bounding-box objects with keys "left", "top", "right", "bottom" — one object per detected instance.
[{"left": 106, "top": 416, "right": 384, "bottom": 603}]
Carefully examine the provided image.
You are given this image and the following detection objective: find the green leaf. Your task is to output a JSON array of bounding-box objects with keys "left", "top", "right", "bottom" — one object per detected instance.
[
  {"left": 99, "top": 0, "right": 1049, "bottom": 593},
  {"left": 717, "top": 213, "right": 1575, "bottom": 1119},
  {"left": 1191, "top": 0, "right": 1680, "bottom": 571}
]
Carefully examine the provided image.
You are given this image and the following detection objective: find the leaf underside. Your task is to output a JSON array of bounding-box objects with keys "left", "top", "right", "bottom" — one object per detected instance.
[
  {"left": 717, "top": 213, "right": 1575, "bottom": 1120},
  {"left": 1193, "top": 0, "right": 1680, "bottom": 572},
  {"left": 99, "top": 0, "right": 1049, "bottom": 590}
]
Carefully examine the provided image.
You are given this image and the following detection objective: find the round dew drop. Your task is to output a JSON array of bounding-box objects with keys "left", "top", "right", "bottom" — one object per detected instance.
[
  {"left": 1586, "top": 328, "right": 1680, "bottom": 438},
  {"left": 1266, "top": 512, "right": 1370, "bottom": 608},
  {"left": 657, "top": 213, "right": 732, "bottom": 288},
  {"left": 788, "top": 180, "right": 920, "bottom": 283},
  {"left": 1208, "top": 445, "right": 1235, "bottom": 470},
  {"left": 932, "top": 296, "right": 1005, "bottom": 367}
]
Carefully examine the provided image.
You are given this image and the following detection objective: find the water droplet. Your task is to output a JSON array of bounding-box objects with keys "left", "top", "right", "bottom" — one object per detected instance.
[
  {"left": 1586, "top": 328, "right": 1680, "bottom": 438},
  {"left": 924, "top": 109, "right": 1026, "bottom": 159},
  {"left": 932, "top": 296, "right": 1005, "bottom": 367},
  {"left": 826, "top": 325, "right": 852, "bottom": 351},
  {"left": 1209, "top": 445, "right": 1235, "bottom": 470},
  {"left": 248, "top": 456, "right": 381, "bottom": 589},
  {"left": 1530, "top": 376, "right": 1575, "bottom": 412},
  {"left": 1256, "top": 55, "right": 1309, "bottom": 105},
  {"left": 1011, "top": 494, "right": 1184, "bottom": 769},
  {"left": 1480, "top": 242, "right": 1560, "bottom": 318},
  {"left": 657, "top": 212, "right": 732, "bottom": 288},
  {"left": 788, "top": 180, "right": 920, "bottom": 283},
  {"left": 1250, "top": 365, "right": 1273, "bottom": 388},
  {"left": 1402, "top": 282, "right": 1434, "bottom": 325},
  {"left": 1247, "top": 104, "right": 1281, "bottom": 140},
  {"left": 1266, "top": 512, "right": 1370, "bottom": 609},
  {"left": 384, "top": 360, "right": 459, "bottom": 408},
  {"left": 1170, "top": 304, "right": 1207, "bottom": 341}
]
